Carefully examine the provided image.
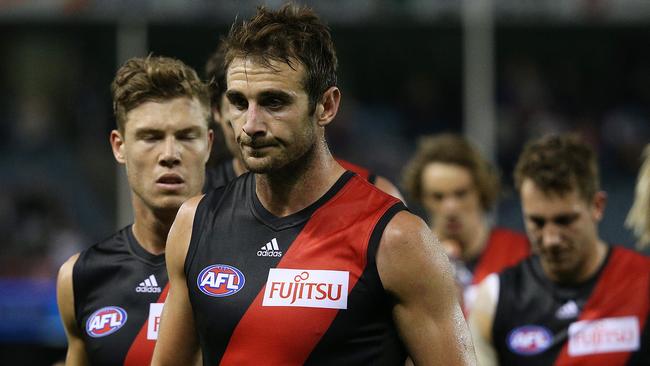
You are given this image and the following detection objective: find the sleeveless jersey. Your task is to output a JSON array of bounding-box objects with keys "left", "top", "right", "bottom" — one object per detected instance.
[
  {"left": 185, "top": 171, "right": 408, "bottom": 365},
  {"left": 336, "top": 158, "right": 377, "bottom": 184},
  {"left": 204, "top": 158, "right": 238, "bottom": 192},
  {"left": 472, "top": 228, "right": 530, "bottom": 285},
  {"left": 492, "top": 246, "right": 650, "bottom": 366},
  {"left": 461, "top": 228, "right": 529, "bottom": 313},
  {"left": 205, "top": 158, "right": 378, "bottom": 192},
  {"left": 73, "top": 226, "right": 169, "bottom": 366}
]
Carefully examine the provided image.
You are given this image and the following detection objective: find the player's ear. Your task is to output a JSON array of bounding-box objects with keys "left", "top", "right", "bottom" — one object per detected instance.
[
  {"left": 205, "top": 128, "right": 215, "bottom": 164},
  {"left": 315, "top": 86, "right": 341, "bottom": 127},
  {"left": 591, "top": 191, "right": 607, "bottom": 221},
  {"left": 110, "top": 130, "right": 126, "bottom": 164}
]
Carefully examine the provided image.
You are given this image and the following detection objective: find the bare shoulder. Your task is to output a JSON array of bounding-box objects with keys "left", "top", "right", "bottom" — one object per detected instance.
[
  {"left": 378, "top": 210, "right": 442, "bottom": 263},
  {"left": 166, "top": 194, "right": 205, "bottom": 270},
  {"left": 175, "top": 194, "right": 205, "bottom": 223},
  {"left": 57, "top": 253, "right": 81, "bottom": 292},
  {"left": 57, "top": 253, "right": 81, "bottom": 333},
  {"left": 377, "top": 211, "right": 453, "bottom": 296},
  {"left": 374, "top": 175, "right": 405, "bottom": 203}
]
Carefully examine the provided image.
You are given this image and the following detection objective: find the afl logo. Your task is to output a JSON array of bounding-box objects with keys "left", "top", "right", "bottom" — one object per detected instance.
[
  {"left": 85, "top": 306, "right": 127, "bottom": 338},
  {"left": 197, "top": 264, "right": 245, "bottom": 297},
  {"left": 507, "top": 325, "right": 553, "bottom": 355}
]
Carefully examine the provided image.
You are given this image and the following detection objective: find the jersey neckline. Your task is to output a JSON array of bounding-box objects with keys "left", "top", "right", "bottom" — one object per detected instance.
[
  {"left": 529, "top": 244, "right": 612, "bottom": 302},
  {"left": 248, "top": 170, "right": 354, "bottom": 231},
  {"left": 125, "top": 225, "right": 166, "bottom": 267}
]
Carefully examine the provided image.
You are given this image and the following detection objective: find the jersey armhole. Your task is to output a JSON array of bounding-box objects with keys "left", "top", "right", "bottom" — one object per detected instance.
[
  {"left": 71, "top": 251, "right": 87, "bottom": 330},
  {"left": 183, "top": 186, "right": 227, "bottom": 278},
  {"left": 366, "top": 202, "right": 408, "bottom": 302}
]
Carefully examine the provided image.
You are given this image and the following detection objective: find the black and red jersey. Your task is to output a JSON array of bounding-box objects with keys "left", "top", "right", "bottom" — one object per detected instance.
[
  {"left": 336, "top": 158, "right": 377, "bottom": 184},
  {"left": 185, "top": 171, "right": 407, "bottom": 365},
  {"left": 460, "top": 228, "right": 529, "bottom": 313},
  {"left": 472, "top": 228, "right": 530, "bottom": 285},
  {"left": 492, "top": 246, "right": 649, "bottom": 366},
  {"left": 73, "top": 226, "right": 169, "bottom": 366},
  {"left": 205, "top": 158, "right": 378, "bottom": 193}
]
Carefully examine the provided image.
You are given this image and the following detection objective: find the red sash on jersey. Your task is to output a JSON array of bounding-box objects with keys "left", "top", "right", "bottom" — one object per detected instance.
[
  {"left": 554, "top": 247, "right": 650, "bottom": 366},
  {"left": 219, "top": 175, "right": 399, "bottom": 365},
  {"left": 123, "top": 284, "right": 170, "bottom": 366},
  {"left": 472, "top": 228, "right": 530, "bottom": 285},
  {"left": 336, "top": 158, "right": 372, "bottom": 181}
]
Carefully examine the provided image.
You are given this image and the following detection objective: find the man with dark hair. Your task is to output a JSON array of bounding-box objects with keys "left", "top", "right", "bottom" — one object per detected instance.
[
  {"left": 402, "top": 133, "right": 529, "bottom": 312},
  {"left": 469, "top": 134, "right": 649, "bottom": 366},
  {"left": 56, "top": 56, "right": 213, "bottom": 365},
  {"left": 153, "top": 5, "right": 475, "bottom": 365},
  {"left": 203, "top": 39, "right": 404, "bottom": 200}
]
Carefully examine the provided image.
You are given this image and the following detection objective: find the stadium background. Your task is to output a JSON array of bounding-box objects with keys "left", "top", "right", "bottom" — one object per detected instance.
[{"left": 1, "top": 0, "right": 649, "bottom": 364}]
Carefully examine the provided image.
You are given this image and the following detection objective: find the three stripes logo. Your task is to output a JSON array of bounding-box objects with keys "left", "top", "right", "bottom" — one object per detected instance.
[
  {"left": 136, "top": 274, "right": 162, "bottom": 293},
  {"left": 257, "top": 238, "right": 283, "bottom": 257}
]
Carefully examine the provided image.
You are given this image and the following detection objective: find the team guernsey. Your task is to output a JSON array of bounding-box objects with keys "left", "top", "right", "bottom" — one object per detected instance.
[
  {"left": 186, "top": 171, "right": 408, "bottom": 365},
  {"left": 73, "top": 226, "right": 169, "bottom": 366},
  {"left": 472, "top": 228, "right": 529, "bottom": 285},
  {"left": 462, "top": 228, "right": 529, "bottom": 312},
  {"left": 205, "top": 158, "right": 376, "bottom": 192},
  {"left": 492, "top": 246, "right": 650, "bottom": 365}
]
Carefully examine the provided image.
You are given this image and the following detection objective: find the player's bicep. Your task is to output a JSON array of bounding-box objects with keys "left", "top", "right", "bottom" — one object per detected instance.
[
  {"left": 152, "top": 196, "right": 203, "bottom": 366},
  {"left": 377, "top": 211, "right": 476, "bottom": 365},
  {"left": 56, "top": 253, "right": 89, "bottom": 366}
]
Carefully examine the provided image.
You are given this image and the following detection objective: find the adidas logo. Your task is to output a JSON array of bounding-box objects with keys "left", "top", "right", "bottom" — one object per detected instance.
[
  {"left": 555, "top": 300, "right": 579, "bottom": 319},
  {"left": 136, "top": 274, "right": 162, "bottom": 293},
  {"left": 257, "top": 238, "right": 283, "bottom": 257}
]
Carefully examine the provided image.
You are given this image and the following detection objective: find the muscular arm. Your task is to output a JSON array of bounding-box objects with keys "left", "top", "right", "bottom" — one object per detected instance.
[
  {"left": 56, "top": 253, "right": 89, "bottom": 366},
  {"left": 375, "top": 175, "right": 406, "bottom": 203},
  {"left": 151, "top": 196, "right": 204, "bottom": 366},
  {"left": 377, "top": 211, "right": 476, "bottom": 365},
  {"left": 467, "top": 274, "right": 499, "bottom": 366}
]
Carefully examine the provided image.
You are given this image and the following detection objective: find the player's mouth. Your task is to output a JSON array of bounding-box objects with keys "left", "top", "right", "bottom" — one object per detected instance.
[
  {"left": 156, "top": 173, "right": 185, "bottom": 191},
  {"left": 445, "top": 219, "right": 462, "bottom": 232}
]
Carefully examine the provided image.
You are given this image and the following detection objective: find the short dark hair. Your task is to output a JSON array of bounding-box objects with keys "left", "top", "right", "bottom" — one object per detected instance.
[
  {"left": 111, "top": 55, "right": 209, "bottom": 133},
  {"left": 514, "top": 134, "right": 600, "bottom": 202},
  {"left": 402, "top": 133, "right": 500, "bottom": 211},
  {"left": 222, "top": 3, "right": 338, "bottom": 113},
  {"left": 205, "top": 40, "right": 227, "bottom": 112}
]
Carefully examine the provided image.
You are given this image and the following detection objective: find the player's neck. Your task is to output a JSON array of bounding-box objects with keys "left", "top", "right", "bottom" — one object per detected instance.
[
  {"left": 131, "top": 200, "right": 176, "bottom": 256},
  {"left": 462, "top": 222, "right": 490, "bottom": 262},
  {"left": 255, "top": 145, "right": 344, "bottom": 218}
]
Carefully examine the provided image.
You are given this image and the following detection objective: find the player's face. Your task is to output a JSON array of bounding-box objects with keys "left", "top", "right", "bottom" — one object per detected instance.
[
  {"left": 112, "top": 97, "right": 213, "bottom": 212},
  {"left": 520, "top": 179, "right": 604, "bottom": 283},
  {"left": 213, "top": 94, "right": 240, "bottom": 159},
  {"left": 421, "top": 163, "right": 484, "bottom": 245},
  {"left": 225, "top": 57, "right": 317, "bottom": 173}
]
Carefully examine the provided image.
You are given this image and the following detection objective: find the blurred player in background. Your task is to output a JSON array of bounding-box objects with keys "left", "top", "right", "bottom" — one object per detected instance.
[
  {"left": 56, "top": 56, "right": 213, "bottom": 365},
  {"left": 402, "top": 133, "right": 529, "bottom": 312},
  {"left": 470, "top": 134, "right": 649, "bottom": 366},
  {"left": 203, "top": 40, "right": 404, "bottom": 201},
  {"left": 626, "top": 143, "right": 650, "bottom": 250}
]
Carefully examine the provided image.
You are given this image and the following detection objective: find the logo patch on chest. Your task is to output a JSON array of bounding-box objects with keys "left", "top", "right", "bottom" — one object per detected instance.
[
  {"left": 507, "top": 325, "right": 553, "bottom": 355},
  {"left": 262, "top": 268, "right": 349, "bottom": 309},
  {"left": 86, "top": 306, "right": 128, "bottom": 338},
  {"left": 568, "top": 316, "right": 640, "bottom": 356},
  {"left": 197, "top": 264, "right": 246, "bottom": 297}
]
